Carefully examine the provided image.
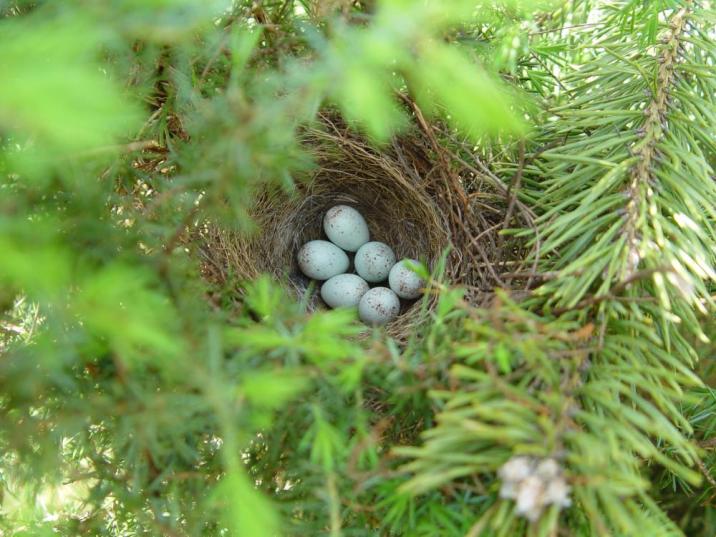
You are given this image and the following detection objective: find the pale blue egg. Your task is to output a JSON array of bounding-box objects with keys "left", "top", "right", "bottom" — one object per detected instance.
[
  {"left": 321, "top": 274, "right": 370, "bottom": 308},
  {"left": 297, "top": 240, "right": 349, "bottom": 280},
  {"left": 354, "top": 241, "right": 396, "bottom": 283},
  {"left": 323, "top": 205, "right": 370, "bottom": 252},
  {"left": 358, "top": 287, "right": 400, "bottom": 325},
  {"left": 388, "top": 259, "right": 425, "bottom": 299}
]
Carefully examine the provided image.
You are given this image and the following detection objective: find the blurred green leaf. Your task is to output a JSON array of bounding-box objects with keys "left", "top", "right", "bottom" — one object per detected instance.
[
  {"left": 494, "top": 343, "right": 512, "bottom": 374},
  {"left": 309, "top": 406, "right": 344, "bottom": 472},
  {"left": 301, "top": 308, "right": 364, "bottom": 362},
  {"left": 230, "top": 24, "right": 264, "bottom": 81},
  {"left": 241, "top": 369, "right": 309, "bottom": 409},
  {"left": 212, "top": 469, "right": 280, "bottom": 537},
  {"left": 243, "top": 275, "right": 285, "bottom": 320},
  {"left": 225, "top": 325, "right": 293, "bottom": 351},
  {"left": 72, "top": 264, "right": 183, "bottom": 365},
  {"left": 0, "top": 234, "right": 71, "bottom": 298},
  {"left": 336, "top": 63, "right": 405, "bottom": 142},
  {"left": 0, "top": 16, "right": 142, "bottom": 151},
  {"left": 414, "top": 44, "right": 526, "bottom": 138}
]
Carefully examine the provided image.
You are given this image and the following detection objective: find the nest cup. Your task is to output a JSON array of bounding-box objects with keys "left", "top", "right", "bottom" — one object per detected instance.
[{"left": 202, "top": 116, "right": 518, "bottom": 340}]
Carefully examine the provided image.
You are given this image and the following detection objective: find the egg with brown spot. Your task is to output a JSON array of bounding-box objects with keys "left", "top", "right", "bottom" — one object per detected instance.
[
  {"left": 354, "top": 241, "right": 396, "bottom": 283},
  {"left": 388, "top": 259, "right": 425, "bottom": 299},
  {"left": 297, "top": 240, "right": 350, "bottom": 280},
  {"left": 323, "top": 205, "right": 370, "bottom": 252},
  {"left": 321, "top": 273, "right": 369, "bottom": 308},
  {"left": 358, "top": 287, "right": 400, "bottom": 325}
]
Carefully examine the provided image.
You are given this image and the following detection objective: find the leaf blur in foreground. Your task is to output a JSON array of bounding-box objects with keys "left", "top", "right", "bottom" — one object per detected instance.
[
  {"left": 321, "top": 0, "right": 528, "bottom": 141},
  {"left": 0, "top": 15, "right": 141, "bottom": 151}
]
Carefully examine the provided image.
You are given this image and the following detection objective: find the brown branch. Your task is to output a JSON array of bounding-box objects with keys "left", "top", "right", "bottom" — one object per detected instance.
[
  {"left": 447, "top": 150, "right": 542, "bottom": 288},
  {"left": 695, "top": 456, "right": 716, "bottom": 489},
  {"left": 74, "top": 140, "right": 162, "bottom": 158},
  {"left": 502, "top": 139, "right": 525, "bottom": 232}
]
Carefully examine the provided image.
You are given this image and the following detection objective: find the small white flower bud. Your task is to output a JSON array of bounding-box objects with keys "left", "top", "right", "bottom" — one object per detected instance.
[
  {"left": 498, "top": 455, "right": 572, "bottom": 522},
  {"left": 498, "top": 479, "right": 518, "bottom": 500},
  {"left": 515, "top": 475, "right": 544, "bottom": 522},
  {"left": 534, "top": 458, "right": 560, "bottom": 480},
  {"left": 498, "top": 456, "right": 533, "bottom": 482},
  {"left": 544, "top": 477, "right": 572, "bottom": 508}
]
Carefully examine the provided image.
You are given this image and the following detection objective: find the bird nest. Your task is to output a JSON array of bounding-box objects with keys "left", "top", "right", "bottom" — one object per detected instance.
[{"left": 200, "top": 114, "right": 529, "bottom": 340}]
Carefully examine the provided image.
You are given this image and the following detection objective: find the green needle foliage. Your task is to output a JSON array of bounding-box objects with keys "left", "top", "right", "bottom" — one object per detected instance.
[{"left": 1, "top": 1, "right": 715, "bottom": 536}]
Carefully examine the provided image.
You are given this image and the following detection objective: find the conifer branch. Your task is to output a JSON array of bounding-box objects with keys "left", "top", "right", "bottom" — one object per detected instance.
[{"left": 622, "top": 2, "right": 692, "bottom": 277}]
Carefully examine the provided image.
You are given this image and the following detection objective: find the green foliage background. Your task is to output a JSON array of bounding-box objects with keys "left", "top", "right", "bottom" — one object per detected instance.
[{"left": 1, "top": 0, "right": 715, "bottom": 536}]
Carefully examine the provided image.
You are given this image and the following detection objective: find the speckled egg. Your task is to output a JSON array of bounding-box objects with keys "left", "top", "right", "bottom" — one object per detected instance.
[
  {"left": 320, "top": 274, "right": 370, "bottom": 308},
  {"left": 297, "top": 240, "right": 350, "bottom": 280},
  {"left": 354, "top": 241, "right": 396, "bottom": 283},
  {"left": 323, "top": 205, "right": 370, "bottom": 252},
  {"left": 358, "top": 287, "right": 400, "bottom": 325},
  {"left": 388, "top": 259, "right": 425, "bottom": 299}
]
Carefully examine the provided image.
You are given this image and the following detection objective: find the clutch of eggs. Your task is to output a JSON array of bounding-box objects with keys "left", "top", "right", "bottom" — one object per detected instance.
[{"left": 297, "top": 205, "right": 426, "bottom": 326}]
